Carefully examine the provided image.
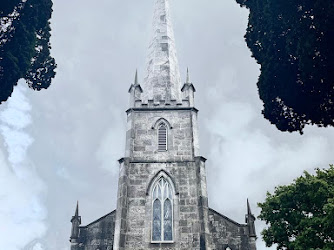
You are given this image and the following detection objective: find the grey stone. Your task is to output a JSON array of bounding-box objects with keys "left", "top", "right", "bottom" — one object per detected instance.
[{"left": 70, "top": 0, "right": 257, "bottom": 249}]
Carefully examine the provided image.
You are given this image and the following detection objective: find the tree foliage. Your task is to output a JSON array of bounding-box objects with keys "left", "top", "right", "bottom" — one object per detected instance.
[
  {"left": 0, "top": 0, "right": 56, "bottom": 104},
  {"left": 258, "top": 166, "right": 334, "bottom": 249},
  {"left": 236, "top": 0, "right": 334, "bottom": 133}
]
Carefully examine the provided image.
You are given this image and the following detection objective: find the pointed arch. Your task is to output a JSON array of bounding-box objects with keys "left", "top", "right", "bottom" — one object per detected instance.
[
  {"left": 151, "top": 118, "right": 173, "bottom": 130},
  {"left": 151, "top": 175, "right": 174, "bottom": 242},
  {"left": 158, "top": 123, "right": 168, "bottom": 151},
  {"left": 146, "top": 170, "right": 179, "bottom": 195},
  {"left": 151, "top": 118, "right": 172, "bottom": 152}
]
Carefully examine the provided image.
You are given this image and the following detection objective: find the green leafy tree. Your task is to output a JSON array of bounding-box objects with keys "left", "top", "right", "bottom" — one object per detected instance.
[
  {"left": 236, "top": 0, "right": 334, "bottom": 133},
  {"left": 0, "top": 0, "right": 56, "bottom": 103},
  {"left": 258, "top": 166, "right": 334, "bottom": 249}
]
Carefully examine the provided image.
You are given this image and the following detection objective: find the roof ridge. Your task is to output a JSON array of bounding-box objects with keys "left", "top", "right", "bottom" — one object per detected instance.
[
  {"left": 81, "top": 209, "right": 116, "bottom": 228},
  {"left": 208, "top": 208, "right": 247, "bottom": 227}
]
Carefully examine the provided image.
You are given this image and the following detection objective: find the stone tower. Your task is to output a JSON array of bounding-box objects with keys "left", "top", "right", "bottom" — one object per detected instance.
[{"left": 70, "top": 0, "right": 257, "bottom": 249}]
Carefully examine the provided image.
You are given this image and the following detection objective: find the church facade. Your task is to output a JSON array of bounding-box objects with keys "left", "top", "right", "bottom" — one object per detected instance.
[{"left": 70, "top": 0, "right": 257, "bottom": 249}]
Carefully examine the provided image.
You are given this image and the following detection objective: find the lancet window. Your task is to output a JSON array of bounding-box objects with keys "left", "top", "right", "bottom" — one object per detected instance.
[
  {"left": 152, "top": 177, "right": 173, "bottom": 242},
  {"left": 158, "top": 122, "right": 168, "bottom": 151}
]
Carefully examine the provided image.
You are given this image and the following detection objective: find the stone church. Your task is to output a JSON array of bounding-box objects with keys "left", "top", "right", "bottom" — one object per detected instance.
[{"left": 70, "top": 0, "right": 257, "bottom": 249}]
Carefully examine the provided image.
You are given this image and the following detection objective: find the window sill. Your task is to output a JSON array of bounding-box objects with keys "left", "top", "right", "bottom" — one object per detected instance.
[{"left": 151, "top": 241, "right": 174, "bottom": 244}]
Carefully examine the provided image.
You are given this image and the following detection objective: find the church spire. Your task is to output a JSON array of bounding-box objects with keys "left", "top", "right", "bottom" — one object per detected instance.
[
  {"left": 246, "top": 199, "right": 257, "bottom": 238},
  {"left": 128, "top": 69, "right": 143, "bottom": 107},
  {"left": 134, "top": 69, "right": 138, "bottom": 85},
  {"left": 70, "top": 201, "right": 81, "bottom": 243},
  {"left": 181, "top": 67, "right": 196, "bottom": 106},
  {"left": 74, "top": 201, "right": 79, "bottom": 217},
  {"left": 143, "top": 0, "right": 182, "bottom": 102},
  {"left": 247, "top": 199, "right": 252, "bottom": 215},
  {"left": 186, "top": 67, "right": 190, "bottom": 83}
]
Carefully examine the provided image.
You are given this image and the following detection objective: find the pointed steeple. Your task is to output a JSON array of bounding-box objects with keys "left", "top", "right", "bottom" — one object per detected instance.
[
  {"left": 247, "top": 199, "right": 252, "bottom": 215},
  {"left": 181, "top": 67, "right": 196, "bottom": 106},
  {"left": 70, "top": 201, "right": 81, "bottom": 242},
  {"left": 245, "top": 199, "right": 257, "bottom": 238},
  {"left": 75, "top": 201, "right": 79, "bottom": 217},
  {"left": 143, "top": 0, "right": 182, "bottom": 102},
  {"left": 129, "top": 69, "right": 143, "bottom": 107},
  {"left": 134, "top": 69, "right": 138, "bottom": 85},
  {"left": 186, "top": 67, "right": 190, "bottom": 83}
]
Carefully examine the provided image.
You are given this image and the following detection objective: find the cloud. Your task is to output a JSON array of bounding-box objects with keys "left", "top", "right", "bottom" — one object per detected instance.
[
  {"left": 95, "top": 108, "right": 125, "bottom": 175},
  {"left": 0, "top": 82, "right": 47, "bottom": 249},
  {"left": 0, "top": 147, "right": 47, "bottom": 250},
  {"left": 6, "top": 1, "right": 332, "bottom": 250},
  {"left": 32, "top": 242, "right": 45, "bottom": 250},
  {"left": 204, "top": 100, "right": 333, "bottom": 250},
  {"left": 0, "top": 84, "right": 33, "bottom": 167}
]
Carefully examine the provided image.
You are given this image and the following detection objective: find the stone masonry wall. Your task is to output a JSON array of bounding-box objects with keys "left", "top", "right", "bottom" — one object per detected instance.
[
  {"left": 78, "top": 211, "right": 116, "bottom": 250},
  {"left": 113, "top": 158, "right": 210, "bottom": 250},
  {"left": 125, "top": 108, "right": 199, "bottom": 161},
  {"left": 209, "top": 209, "right": 251, "bottom": 250}
]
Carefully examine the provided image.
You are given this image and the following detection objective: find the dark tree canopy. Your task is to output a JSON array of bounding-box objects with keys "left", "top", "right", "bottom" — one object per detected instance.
[
  {"left": 0, "top": 0, "right": 56, "bottom": 103},
  {"left": 258, "top": 166, "right": 334, "bottom": 249},
  {"left": 236, "top": 0, "right": 334, "bottom": 133}
]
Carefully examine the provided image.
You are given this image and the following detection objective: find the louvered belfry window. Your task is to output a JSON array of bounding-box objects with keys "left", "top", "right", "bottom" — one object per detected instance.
[{"left": 158, "top": 123, "right": 168, "bottom": 151}]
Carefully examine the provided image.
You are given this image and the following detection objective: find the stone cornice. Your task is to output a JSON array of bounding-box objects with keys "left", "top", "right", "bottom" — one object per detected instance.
[
  {"left": 118, "top": 157, "right": 206, "bottom": 164},
  {"left": 195, "top": 156, "right": 207, "bottom": 162},
  {"left": 126, "top": 107, "right": 199, "bottom": 114}
]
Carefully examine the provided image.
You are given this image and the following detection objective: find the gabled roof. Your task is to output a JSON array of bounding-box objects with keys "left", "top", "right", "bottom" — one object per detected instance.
[
  {"left": 209, "top": 208, "right": 247, "bottom": 227},
  {"left": 80, "top": 209, "right": 116, "bottom": 228}
]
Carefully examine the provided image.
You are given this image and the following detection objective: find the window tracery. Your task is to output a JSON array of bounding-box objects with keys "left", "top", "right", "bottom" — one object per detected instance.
[{"left": 152, "top": 177, "right": 173, "bottom": 242}]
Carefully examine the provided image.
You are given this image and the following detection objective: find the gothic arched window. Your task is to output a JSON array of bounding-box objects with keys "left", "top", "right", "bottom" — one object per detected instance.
[
  {"left": 158, "top": 122, "right": 168, "bottom": 151},
  {"left": 152, "top": 177, "right": 173, "bottom": 242}
]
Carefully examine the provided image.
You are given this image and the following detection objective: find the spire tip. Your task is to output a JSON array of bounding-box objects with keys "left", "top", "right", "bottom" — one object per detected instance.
[
  {"left": 247, "top": 198, "right": 253, "bottom": 215},
  {"left": 186, "top": 67, "right": 190, "bottom": 83},
  {"left": 75, "top": 201, "right": 79, "bottom": 217},
  {"left": 135, "top": 69, "right": 138, "bottom": 85}
]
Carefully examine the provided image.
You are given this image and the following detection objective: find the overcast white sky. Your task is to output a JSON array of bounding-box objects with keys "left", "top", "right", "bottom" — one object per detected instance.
[{"left": 1, "top": 0, "right": 334, "bottom": 249}]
